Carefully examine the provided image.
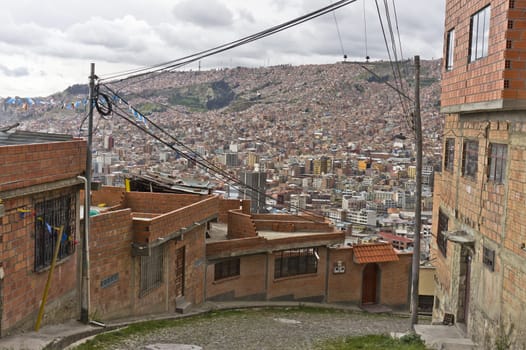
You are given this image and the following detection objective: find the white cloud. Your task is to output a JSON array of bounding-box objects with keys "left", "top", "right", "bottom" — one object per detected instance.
[{"left": 0, "top": 0, "right": 446, "bottom": 97}]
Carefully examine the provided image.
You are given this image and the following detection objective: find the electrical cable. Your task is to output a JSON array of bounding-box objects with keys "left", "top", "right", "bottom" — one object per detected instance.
[
  {"left": 332, "top": 7, "right": 347, "bottom": 59},
  {"left": 363, "top": 0, "right": 369, "bottom": 60},
  {"left": 100, "top": 0, "right": 359, "bottom": 92},
  {"left": 373, "top": 0, "right": 413, "bottom": 135},
  {"left": 104, "top": 92, "right": 336, "bottom": 223}
]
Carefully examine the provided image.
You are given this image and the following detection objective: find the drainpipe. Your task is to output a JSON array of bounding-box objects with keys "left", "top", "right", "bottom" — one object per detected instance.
[
  {"left": 0, "top": 262, "right": 4, "bottom": 336},
  {"left": 78, "top": 175, "right": 91, "bottom": 324}
]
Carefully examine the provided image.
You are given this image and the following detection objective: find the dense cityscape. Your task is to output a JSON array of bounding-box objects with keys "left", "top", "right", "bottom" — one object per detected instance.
[{"left": 1, "top": 59, "right": 443, "bottom": 252}]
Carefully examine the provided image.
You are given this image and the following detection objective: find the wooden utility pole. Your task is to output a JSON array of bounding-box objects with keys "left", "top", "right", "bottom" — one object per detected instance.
[
  {"left": 410, "top": 55, "right": 423, "bottom": 328},
  {"left": 81, "top": 63, "right": 95, "bottom": 324}
]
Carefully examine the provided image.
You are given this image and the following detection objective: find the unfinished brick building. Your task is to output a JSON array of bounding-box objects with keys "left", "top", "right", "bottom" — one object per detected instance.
[
  {"left": 0, "top": 130, "right": 86, "bottom": 336},
  {"left": 433, "top": 0, "right": 526, "bottom": 347}
]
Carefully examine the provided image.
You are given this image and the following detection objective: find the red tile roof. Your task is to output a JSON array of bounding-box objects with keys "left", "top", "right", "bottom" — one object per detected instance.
[
  {"left": 378, "top": 232, "right": 413, "bottom": 243},
  {"left": 353, "top": 243, "right": 399, "bottom": 264}
]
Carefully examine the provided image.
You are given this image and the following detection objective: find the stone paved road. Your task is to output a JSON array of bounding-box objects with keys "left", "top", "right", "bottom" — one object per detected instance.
[{"left": 98, "top": 308, "right": 414, "bottom": 350}]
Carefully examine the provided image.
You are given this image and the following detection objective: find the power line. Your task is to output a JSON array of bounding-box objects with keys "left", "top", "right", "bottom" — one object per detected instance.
[
  {"left": 101, "top": 88, "right": 330, "bottom": 223},
  {"left": 100, "top": 0, "right": 359, "bottom": 91}
]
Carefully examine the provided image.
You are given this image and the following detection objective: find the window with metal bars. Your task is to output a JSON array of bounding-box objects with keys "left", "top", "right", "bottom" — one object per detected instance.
[
  {"left": 140, "top": 245, "right": 164, "bottom": 296},
  {"left": 482, "top": 246, "right": 495, "bottom": 271},
  {"left": 487, "top": 143, "right": 507, "bottom": 183},
  {"left": 462, "top": 140, "right": 479, "bottom": 179},
  {"left": 444, "top": 138, "right": 455, "bottom": 172},
  {"left": 214, "top": 258, "right": 240, "bottom": 281},
  {"left": 437, "top": 210, "right": 448, "bottom": 257},
  {"left": 34, "top": 193, "right": 76, "bottom": 271},
  {"left": 274, "top": 247, "right": 318, "bottom": 279}
]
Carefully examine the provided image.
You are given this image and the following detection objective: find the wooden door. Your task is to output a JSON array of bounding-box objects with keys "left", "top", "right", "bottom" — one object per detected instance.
[
  {"left": 175, "top": 246, "right": 185, "bottom": 298},
  {"left": 362, "top": 263, "right": 378, "bottom": 304}
]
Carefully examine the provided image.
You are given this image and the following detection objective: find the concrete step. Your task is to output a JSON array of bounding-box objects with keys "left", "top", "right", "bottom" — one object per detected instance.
[
  {"left": 176, "top": 300, "right": 192, "bottom": 314},
  {"left": 414, "top": 324, "right": 476, "bottom": 350}
]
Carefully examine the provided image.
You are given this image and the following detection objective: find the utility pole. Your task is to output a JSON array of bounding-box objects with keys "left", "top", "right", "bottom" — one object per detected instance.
[
  {"left": 81, "top": 63, "right": 95, "bottom": 324},
  {"left": 410, "top": 55, "right": 422, "bottom": 328}
]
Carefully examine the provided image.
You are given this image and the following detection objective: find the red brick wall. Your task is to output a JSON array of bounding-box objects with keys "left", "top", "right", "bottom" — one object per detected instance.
[
  {"left": 89, "top": 209, "right": 134, "bottom": 319},
  {"left": 379, "top": 254, "right": 412, "bottom": 307},
  {"left": 91, "top": 186, "right": 125, "bottom": 209},
  {"left": 441, "top": 0, "right": 526, "bottom": 108},
  {"left": 227, "top": 210, "right": 257, "bottom": 239},
  {"left": 326, "top": 248, "right": 411, "bottom": 308},
  {"left": 131, "top": 195, "right": 219, "bottom": 244},
  {"left": 0, "top": 188, "right": 79, "bottom": 336},
  {"left": 124, "top": 192, "right": 204, "bottom": 213},
  {"left": 0, "top": 140, "right": 86, "bottom": 192},
  {"left": 175, "top": 225, "right": 206, "bottom": 306},
  {"left": 218, "top": 199, "right": 242, "bottom": 223},
  {"left": 326, "top": 248, "right": 361, "bottom": 303},
  {"left": 206, "top": 254, "right": 267, "bottom": 301},
  {"left": 254, "top": 220, "right": 331, "bottom": 232},
  {"left": 266, "top": 247, "right": 327, "bottom": 301}
]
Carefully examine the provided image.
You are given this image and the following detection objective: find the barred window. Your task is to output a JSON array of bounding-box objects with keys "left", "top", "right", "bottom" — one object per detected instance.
[
  {"left": 482, "top": 246, "right": 495, "bottom": 271},
  {"left": 444, "top": 138, "right": 455, "bottom": 172},
  {"left": 140, "top": 245, "right": 164, "bottom": 296},
  {"left": 214, "top": 258, "right": 240, "bottom": 281},
  {"left": 274, "top": 247, "right": 319, "bottom": 279},
  {"left": 34, "top": 194, "right": 76, "bottom": 271},
  {"left": 487, "top": 143, "right": 507, "bottom": 183},
  {"left": 462, "top": 140, "right": 479, "bottom": 179},
  {"left": 437, "top": 210, "right": 449, "bottom": 257}
]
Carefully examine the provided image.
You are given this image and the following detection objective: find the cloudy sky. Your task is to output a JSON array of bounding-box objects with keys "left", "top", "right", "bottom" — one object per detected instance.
[{"left": 0, "top": 0, "right": 445, "bottom": 97}]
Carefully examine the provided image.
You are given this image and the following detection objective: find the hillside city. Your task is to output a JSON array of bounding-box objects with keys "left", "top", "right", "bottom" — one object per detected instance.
[
  {"left": 1, "top": 59, "right": 442, "bottom": 255},
  {"left": 3, "top": 0, "right": 526, "bottom": 348}
]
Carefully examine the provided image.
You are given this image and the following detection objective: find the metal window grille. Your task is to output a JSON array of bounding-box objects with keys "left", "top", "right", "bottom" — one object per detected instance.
[
  {"left": 437, "top": 210, "right": 449, "bottom": 257},
  {"left": 482, "top": 246, "right": 495, "bottom": 271},
  {"left": 462, "top": 140, "right": 479, "bottom": 178},
  {"left": 140, "top": 245, "right": 164, "bottom": 296},
  {"left": 444, "top": 138, "right": 455, "bottom": 172},
  {"left": 274, "top": 248, "right": 318, "bottom": 279},
  {"left": 214, "top": 258, "right": 240, "bottom": 281},
  {"left": 488, "top": 143, "right": 507, "bottom": 183},
  {"left": 34, "top": 194, "right": 75, "bottom": 271}
]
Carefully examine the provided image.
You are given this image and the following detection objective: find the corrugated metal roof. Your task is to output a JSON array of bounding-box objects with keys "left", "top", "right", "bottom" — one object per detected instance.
[
  {"left": 353, "top": 243, "right": 399, "bottom": 264},
  {"left": 0, "top": 130, "right": 73, "bottom": 146}
]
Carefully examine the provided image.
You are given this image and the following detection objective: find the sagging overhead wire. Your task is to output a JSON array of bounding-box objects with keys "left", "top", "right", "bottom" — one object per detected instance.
[
  {"left": 100, "top": 0, "right": 359, "bottom": 90},
  {"left": 99, "top": 85, "right": 328, "bottom": 222},
  {"left": 373, "top": 0, "right": 413, "bottom": 134}
]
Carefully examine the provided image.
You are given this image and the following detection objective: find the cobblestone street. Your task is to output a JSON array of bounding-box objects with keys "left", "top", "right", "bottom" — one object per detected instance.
[{"left": 98, "top": 308, "right": 413, "bottom": 350}]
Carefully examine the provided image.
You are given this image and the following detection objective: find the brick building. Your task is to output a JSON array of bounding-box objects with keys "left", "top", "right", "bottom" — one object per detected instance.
[
  {"left": 0, "top": 130, "right": 86, "bottom": 336},
  {"left": 433, "top": 0, "right": 526, "bottom": 347},
  {"left": 0, "top": 132, "right": 414, "bottom": 336},
  {"left": 206, "top": 203, "right": 412, "bottom": 309}
]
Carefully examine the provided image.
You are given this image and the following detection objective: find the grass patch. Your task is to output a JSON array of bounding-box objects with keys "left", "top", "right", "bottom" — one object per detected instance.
[{"left": 317, "top": 334, "right": 427, "bottom": 350}]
